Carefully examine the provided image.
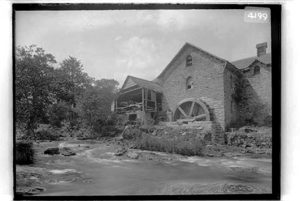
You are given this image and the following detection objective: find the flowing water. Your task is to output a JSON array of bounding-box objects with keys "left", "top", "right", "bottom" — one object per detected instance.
[{"left": 28, "top": 142, "right": 272, "bottom": 195}]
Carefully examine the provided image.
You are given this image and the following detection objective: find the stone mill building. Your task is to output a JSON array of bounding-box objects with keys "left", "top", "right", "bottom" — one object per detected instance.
[{"left": 112, "top": 42, "right": 272, "bottom": 132}]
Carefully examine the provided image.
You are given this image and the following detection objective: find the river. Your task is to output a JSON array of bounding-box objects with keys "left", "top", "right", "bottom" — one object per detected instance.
[{"left": 18, "top": 141, "right": 272, "bottom": 195}]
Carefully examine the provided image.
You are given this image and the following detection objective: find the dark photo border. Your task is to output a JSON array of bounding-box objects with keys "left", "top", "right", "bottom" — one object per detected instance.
[{"left": 12, "top": 3, "right": 281, "bottom": 200}]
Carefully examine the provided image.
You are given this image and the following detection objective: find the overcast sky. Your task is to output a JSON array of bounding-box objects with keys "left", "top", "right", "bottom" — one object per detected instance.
[{"left": 16, "top": 9, "right": 271, "bottom": 85}]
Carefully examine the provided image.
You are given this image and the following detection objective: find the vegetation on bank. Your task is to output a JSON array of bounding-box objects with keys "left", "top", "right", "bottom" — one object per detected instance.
[
  {"left": 135, "top": 133, "right": 204, "bottom": 156},
  {"left": 15, "top": 45, "right": 121, "bottom": 163},
  {"left": 122, "top": 127, "right": 205, "bottom": 156},
  {"left": 16, "top": 45, "right": 119, "bottom": 142}
]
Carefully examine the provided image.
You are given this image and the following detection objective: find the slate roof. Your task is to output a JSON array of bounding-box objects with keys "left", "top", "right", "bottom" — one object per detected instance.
[
  {"left": 231, "top": 53, "right": 271, "bottom": 70},
  {"left": 123, "top": 75, "right": 163, "bottom": 93}
]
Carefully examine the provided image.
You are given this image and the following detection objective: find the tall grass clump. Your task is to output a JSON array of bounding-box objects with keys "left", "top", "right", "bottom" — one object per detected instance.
[
  {"left": 135, "top": 133, "right": 204, "bottom": 156},
  {"left": 16, "top": 141, "right": 34, "bottom": 165}
]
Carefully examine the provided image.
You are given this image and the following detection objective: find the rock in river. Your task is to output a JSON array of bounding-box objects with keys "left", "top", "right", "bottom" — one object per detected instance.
[
  {"left": 60, "top": 147, "right": 76, "bottom": 156},
  {"left": 127, "top": 152, "right": 139, "bottom": 159},
  {"left": 115, "top": 147, "right": 127, "bottom": 156},
  {"left": 44, "top": 147, "right": 59, "bottom": 155}
]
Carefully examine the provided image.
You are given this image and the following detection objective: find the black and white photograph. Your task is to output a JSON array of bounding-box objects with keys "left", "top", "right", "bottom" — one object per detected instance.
[{"left": 13, "top": 4, "right": 281, "bottom": 199}]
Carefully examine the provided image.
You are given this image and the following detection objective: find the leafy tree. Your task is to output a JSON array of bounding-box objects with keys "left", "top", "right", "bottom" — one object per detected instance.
[
  {"left": 77, "top": 79, "right": 119, "bottom": 132},
  {"left": 48, "top": 102, "right": 70, "bottom": 128},
  {"left": 15, "top": 45, "right": 56, "bottom": 135},
  {"left": 53, "top": 56, "right": 93, "bottom": 105}
]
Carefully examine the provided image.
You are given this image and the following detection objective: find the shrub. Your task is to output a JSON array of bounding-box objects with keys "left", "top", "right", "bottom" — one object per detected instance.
[
  {"left": 34, "top": 127, "right": 60, "bottom": 141},
  {"left": 123, "top": 127, "right": 142, "bottom": 140},
  {"left": 16, "top": 141, "right": 34, "bottom": 165},
  {"left": 48, "top": 102, "right": 79, "bottom": 129},
  {"left": 89, "top": 115, "right": 122, "bottom": 138},
  {"left": 16, "top": 126, "right": 27, "bottom": 141},
  {"left": 48, "top": 102, "right": 70, "bottom": 128},
  {"left": 264, "top": 115, "right": 272, "bottom": 127},
  {"left": 99, "top": 125, "right": 119, "bottom": 137}
]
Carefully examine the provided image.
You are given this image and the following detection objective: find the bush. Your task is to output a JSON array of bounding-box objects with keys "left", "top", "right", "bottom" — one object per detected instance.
[
  {"left": 89, "top": 115, "right": 121, "bottom": 138},
  {"left": 16, "top": 141, "right": 34, "bottom": 165},
  {"left": 48, "top": 102, "right": 70, "bottom": 128},
  {"left": 135, "top": 133, "right": 204, "bottom": 156},
  {"left": 34, "top": 125, "right": 61, "bottom": 141},
  {"left": 73, "top": 127, "right": 95, "bottom": 139},
  {"left": 48, "top": 102, "right": 79, "bottom": 129},
  {"left": 35, "top": 129, "right": 60, "bottom": 141},
  {"left": 123, "top": 127, "right": 142, "bottom": 140},
  {"left": 264, "top": 115, "right": 272, "bottom": 127}
]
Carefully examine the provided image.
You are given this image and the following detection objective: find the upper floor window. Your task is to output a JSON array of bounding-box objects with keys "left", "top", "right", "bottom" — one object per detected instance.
[
  {"left": 186, "top": 55, "right": 192, "bottom": 67},
  {"left": 253, "top": 66, "right": 260, "bottom": 75},
  {"left": 186, "top": 76, "right": 193, "bottom": 90}
]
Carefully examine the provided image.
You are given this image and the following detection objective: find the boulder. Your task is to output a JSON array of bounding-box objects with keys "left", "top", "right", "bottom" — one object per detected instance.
[
  {"left": 60, "top": 147, "right": 76, "bottom": 156},
  {"left": 115, "top": 147, "right": 127, "bottom": 156},
  {"left": 24, "top": 186, "right": 46, "bottom": 195},
  {"left": 44, "top": 147, "right": 59, "bottom": 155},
  {"left": 127, "top": 152, "right": 139, "bottom": 159}
]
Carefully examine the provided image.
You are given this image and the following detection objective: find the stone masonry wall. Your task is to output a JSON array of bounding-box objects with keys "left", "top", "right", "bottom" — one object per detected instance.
[
  {"left": 236, "top": 62, "right": 272, "bottom": 126},
  {"left": 223, "top": 66, "right": 241, "bottom": 130},
  {"left": 160, "top": 47, "right": 227, "bottom": 129},
  {"left": 246, "top": 62, "right": 272, "bottom": 115}
]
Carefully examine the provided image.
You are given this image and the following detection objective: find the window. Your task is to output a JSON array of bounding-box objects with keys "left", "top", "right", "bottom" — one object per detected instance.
[
  {"left": 186, "top": 55, "right": 192, "bottom": 67},
  {"left": 186, "top": 76, "right": 193, "bottom": 90},
  {"left": 253, "top": 66, "right": 260, "bottom": 75}
]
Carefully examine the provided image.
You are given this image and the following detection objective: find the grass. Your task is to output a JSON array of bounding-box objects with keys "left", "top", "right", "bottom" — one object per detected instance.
[
  {"left": 135, "top": 133, "right": 204, "bottom": 156},
  {"left": 16, "top": 141, "right": 34, "bottom": 165}
]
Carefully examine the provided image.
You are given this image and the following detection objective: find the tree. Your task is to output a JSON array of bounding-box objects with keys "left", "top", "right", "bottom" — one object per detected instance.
[
  {"left": 77, "top": 79, "right": 119, "bottom": 132},
  {"left": 53, "top": 56, "right": 93, "bottom": 105},
  {"left": 15, "top": 45, "right": 56, "bottom": 135}
]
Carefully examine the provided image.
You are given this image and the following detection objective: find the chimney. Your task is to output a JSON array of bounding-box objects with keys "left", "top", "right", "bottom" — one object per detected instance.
[{"left": 256, "top": 42, "right": 267, "bottom": 57}]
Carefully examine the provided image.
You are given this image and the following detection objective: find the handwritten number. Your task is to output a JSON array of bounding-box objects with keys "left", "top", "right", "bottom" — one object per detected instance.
[{"left": 246, "top": 11, "right": 268, "bottom": 22}]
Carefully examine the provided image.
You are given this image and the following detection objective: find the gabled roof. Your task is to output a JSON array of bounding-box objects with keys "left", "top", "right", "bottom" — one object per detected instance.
[
  {"left": 121, "top": 75, "right": 162, "bottom": 93},
  {"left": 231, "top": 53, "right": 271, "bottom": 70},
  {"left": 154, "top": 42, "right": 228, "bottom": 83}
]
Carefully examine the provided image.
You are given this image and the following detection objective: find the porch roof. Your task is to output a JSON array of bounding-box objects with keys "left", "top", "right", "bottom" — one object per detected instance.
[{"left": 121, "top": 75, "right": 163, "bottom": 93}]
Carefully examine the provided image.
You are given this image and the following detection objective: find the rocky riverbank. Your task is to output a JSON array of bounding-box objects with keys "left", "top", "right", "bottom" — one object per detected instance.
[{"left": 16, "top": 126, "right": 272, "bottom": 195}]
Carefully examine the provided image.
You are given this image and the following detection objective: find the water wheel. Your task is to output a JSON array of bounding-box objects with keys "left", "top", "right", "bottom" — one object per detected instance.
[{"left": 173, "top": 99, "right": 210, "bottom": 121}]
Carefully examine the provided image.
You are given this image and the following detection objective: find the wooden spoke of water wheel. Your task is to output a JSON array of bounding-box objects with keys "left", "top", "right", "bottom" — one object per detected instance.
[
  {"left": 177, "top": 106, "right": 188, "bottom": 118},
  {"left": 175, "top": 99, "right": 210, "bottom": 121},
  {"left": 177, "top": 100, "right": 202, "bottom": 119}
]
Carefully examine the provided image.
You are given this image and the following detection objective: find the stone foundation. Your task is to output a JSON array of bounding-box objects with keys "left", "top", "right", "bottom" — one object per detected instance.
[{"left": 155, "top": 120, "right": 224, "bottom": 145}]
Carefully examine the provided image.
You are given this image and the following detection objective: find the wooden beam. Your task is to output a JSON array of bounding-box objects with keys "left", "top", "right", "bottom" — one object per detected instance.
[
  {"left": 189, "top": 101, "right": 195, "bottom": 116},
  {"left": 145, "top": 88, "right": 148, "bottom": 112},
  {"left": 178, "top": 106, "right": 188, "bottom": 118},
  {"left": 142, "top": 88, "right": 145, "bottom": 112},
  {"left": 154, "top": 98, "right": 157, "bottom": 112},
  {"left": 119, "top": 87, "right": 142, "bottom": 95},
  {"left": 193, "top": 114, "right": 207, "bottom": 121}
]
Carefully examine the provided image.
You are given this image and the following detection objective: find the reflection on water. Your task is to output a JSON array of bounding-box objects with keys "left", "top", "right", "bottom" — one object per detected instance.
[{"left": 38, "top": 143, "right": 271, "bottom": 195}]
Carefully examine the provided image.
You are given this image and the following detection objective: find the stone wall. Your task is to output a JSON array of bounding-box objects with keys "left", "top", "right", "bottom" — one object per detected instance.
[
  {"left": 160, "top": 46, "right": 227, "bottom": 129},
  {"left": 245, "top": 62, "right": 272, "bottom": 115},
  {"left": 224, "top": 127, "right": 272, "bottom": 149},
  {"left": 223, "top": 66, "right": 240, "bottom": 130},
  {"left": 234, "top": 73, "right": 271, "bottom": 126},
  {"left": 154, "top": 121, "right": 221, "bottom": 144}
]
